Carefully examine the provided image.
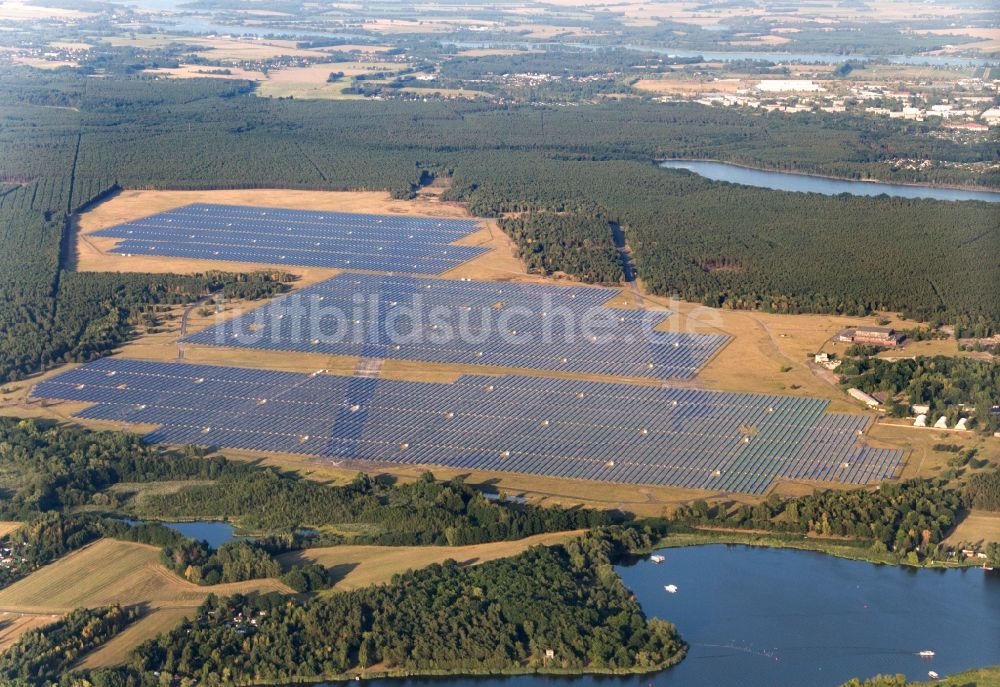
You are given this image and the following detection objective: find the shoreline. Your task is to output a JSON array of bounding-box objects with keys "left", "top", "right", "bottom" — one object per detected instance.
[
  {"left": 657, "top": 158, "right": 1000, "bottom": 196},
  {"left": 648, "top": 529, "right": 989, "bottom": 570},
  {"left": 221, "top": 651, "right": 688, "bottom": 686}
]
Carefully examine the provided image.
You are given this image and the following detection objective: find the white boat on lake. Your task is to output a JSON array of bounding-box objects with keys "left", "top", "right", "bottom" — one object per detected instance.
[
  {"left": 664, "top": 584, "right": 678, "bottom": 593},
  {"left": 650, "top": 554, "right": 665, "bottom": 564}
]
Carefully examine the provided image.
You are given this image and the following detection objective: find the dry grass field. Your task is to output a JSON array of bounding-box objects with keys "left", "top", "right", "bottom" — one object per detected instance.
[
  {"left": 104, "top": 35, "right": 334, "bottom": 60},
  {"left": 944, "top": 510, "right": 1000, "bottom": 546},
  {"left": 633, "top": 78, "right": 745, "bottom": 95},
  {"left": 144, "top": 65, "right": 267, "bottom": 81},
  {"left": 872, "top": 422, "right": 1000, "bottom": 480},
  {"left": 0, "top": 612, "right": 61, "bottom": 653},
  {"left": 11, "top": 56, "right": 78, "bottom": 69},
  {"left": 641, "top": 291, "right": 875, "bottom": 410},
  {"left": 0, "top": 539, "right": 291, "bottom": 615},
  {"left": 0, "top": 538, "right": 290, "bottom": 665},
  {"left": 399, "top": 87, "right": 491, "bottom": 99},
  {"left": 76, "top": 607, "right": 193, "bottom": 670},
  {"left": 279, "top": 530, "right": 583, "bottom": 591},
  {"left": 914, "top": 27, "right": 1000, "bottom": 53},
  {"left": 254, "top": 61, "right": 408, "bottom": 100},
  {"left": 0, "top": 522, "right": 21, "bottom": 538},
  {"left": 217, "top": 446, "right": 751, "bottom": 516}
]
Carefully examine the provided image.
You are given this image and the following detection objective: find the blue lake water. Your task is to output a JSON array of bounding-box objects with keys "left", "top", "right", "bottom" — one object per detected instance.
[
  {"left": 123, "top": 518, "right": 246, "bottom": 548},
  {"left": 329, "top": 545, "right": 999, "bottom": 687},
  {"left": 659, "top": 160, "right": 1000, "bottom": 203},
  {"left": 159, "top": 520, "right": 246, "bottom": 548}
]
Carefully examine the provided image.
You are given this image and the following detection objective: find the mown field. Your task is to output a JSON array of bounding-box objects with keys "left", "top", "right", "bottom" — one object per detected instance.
[
  {"left": 0, "top": 539, "right": 291, "bottom": 614},
  {"left": 75, "top": 607, "right": 194, "bottom": 670},
  {"left": 279, "top": 530, "right": 583, "bottom": 592}
]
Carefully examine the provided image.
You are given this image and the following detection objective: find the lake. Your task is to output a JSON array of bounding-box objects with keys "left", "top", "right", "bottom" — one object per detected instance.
[
  {"left": 123, "top": 518, "right": 246, "bottom": 548},
  {"left": 659, "top": 160, "right": 1000, "bottom": 203},
  {"left": 328, "top": 545, "right": 999, "bottom": 687}
]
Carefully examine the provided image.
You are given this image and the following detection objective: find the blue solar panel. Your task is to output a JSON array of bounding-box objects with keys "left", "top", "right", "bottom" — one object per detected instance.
[
  {"left": 32, "top": 359, "right": 905, "bottom": 495},
  {"left": 182, "top": 274, "right": 730, "bottom": 380},
  {"left": 91, "top": 203, "right": 487, "bottom": 275}
]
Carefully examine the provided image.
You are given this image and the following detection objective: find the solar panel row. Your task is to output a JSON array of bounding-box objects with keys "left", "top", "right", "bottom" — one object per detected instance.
[
  {"left": 32, "top": 359, "right": 904, "bottom": 495},
  {"left": 90, "top": 203, "right": 487, "bottom": 275},
  {"left": 183, "top": 273, "right": 730, "bottom": 380}
]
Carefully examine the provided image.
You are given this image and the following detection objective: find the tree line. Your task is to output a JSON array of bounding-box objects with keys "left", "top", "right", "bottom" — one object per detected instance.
[
  {"left": 137, "top": 469, "right": 613, "bottom": 546},
  {"left": 674, "top": 478, "right": 962, "bottom": 564}
]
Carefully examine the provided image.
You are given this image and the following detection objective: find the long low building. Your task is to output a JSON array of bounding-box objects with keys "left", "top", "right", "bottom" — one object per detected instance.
[{"left": 837, "top": 326, "right": 904, "bottom": 347}]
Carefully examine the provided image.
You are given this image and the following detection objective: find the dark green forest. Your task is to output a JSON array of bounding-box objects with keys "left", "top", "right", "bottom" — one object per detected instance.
[
  {"left": 964, "top": 470, "right": 1000, "bottom": 512},
  {"left": 0, "top": 418, "right": 610, "bottom": 576},
  {"left": 498, "top": 212, "right": 624, "bottom": 282},
  {"left": 0, "top": 605, "right": 139, "bottom": 684},
  {"left": 137, "top": 469, "right": 611, "bottom": 545},
  {"left": 1, "top": 68, "right": 998, "bottom": 385},
  {"left": 93, "top": 528, "right": 684, "bottom": 685},
  {"left": 675, "top": 478, "right": 962, "bottom": 562}
]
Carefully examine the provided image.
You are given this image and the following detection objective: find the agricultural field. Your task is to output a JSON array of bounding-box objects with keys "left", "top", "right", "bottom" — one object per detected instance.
[
  {"left": 0, "top": 539, "right": 290, "bottom": 614},
  {"left": 279, "top": 530, "right": 583, "bottom": 591},
  {"left": 74, "top": 607, "right": 195, "bottom": 670},
  {"left": 254, "top": 61, "right": 409, "bottom": 100},
  {"left": 0, "top": 613, "right": 61, "bottom": 653},
  {"left": 944, "top": 511, "right": 1000, "bottom": 547}
]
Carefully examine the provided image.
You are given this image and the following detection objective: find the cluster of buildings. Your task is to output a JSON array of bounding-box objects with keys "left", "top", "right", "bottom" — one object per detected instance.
[
  {"left": 651, "top": 74, "right": 1000, "bottom": 131},
  {"left": 855, "top": 79, "right": 999, "bottom": 129},
  {"left": 0, "top": 541, "right": 26, "bottom": 572},
  {"left": 205, "top": 608, "right": 267, "bottom": 635}
]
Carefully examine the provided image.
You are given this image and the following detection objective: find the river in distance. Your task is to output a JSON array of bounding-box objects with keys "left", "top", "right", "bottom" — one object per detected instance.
[
  {"left": 316, "top": 545, "right": 998, "bottom": 687},
  {"left": 659, "top": 160, "right": 1000, "bottom": 203}
]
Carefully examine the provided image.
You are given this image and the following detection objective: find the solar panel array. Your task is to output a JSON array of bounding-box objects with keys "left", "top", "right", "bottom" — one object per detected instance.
[
  {"left": 32, "top": 359, "right": 904, "bottom": 495},
  {"left": 90, "top": 203, "right": 487, "bottom": 274},
  {"left": 182, "top": 273, "right": 730, "bottom": 380}
]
